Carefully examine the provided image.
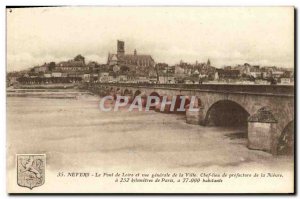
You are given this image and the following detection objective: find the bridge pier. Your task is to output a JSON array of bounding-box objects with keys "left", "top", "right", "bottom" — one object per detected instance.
[
  {"left": 247, "top": 107, "right": 278, "bottom": 154},
  {"left": 186, "top": 107, "right": 205, "bottom": 125}
]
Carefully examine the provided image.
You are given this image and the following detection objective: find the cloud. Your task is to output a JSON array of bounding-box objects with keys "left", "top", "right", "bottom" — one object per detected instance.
[{"left": 6, "top": 7, "right": 294, "bottom": 71}]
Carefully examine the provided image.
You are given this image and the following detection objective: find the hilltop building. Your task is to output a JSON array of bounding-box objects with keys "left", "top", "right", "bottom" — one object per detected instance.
[{"left": 56, "top": 55, "right": 89, "bottom": 73}]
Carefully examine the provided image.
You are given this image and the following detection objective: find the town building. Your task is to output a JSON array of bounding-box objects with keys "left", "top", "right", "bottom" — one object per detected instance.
[
  {"left": 158, "top": 73, "right": 175, "bottom": 84},
  {"left": 51, "top": 71, "right": 62, "bottom": 77},
  {"left": 280, "top": 70, "right": 294, "bottom": 84},
  {"left": 216, "top": 69, "right": 240, "bottom": 79},
  {"left": 33, "top": 63, "right": 49, "bottom": 73},
  {"left": 117, "top": 75, "right": 128, "bottom": 82},
  {"left": 271, "top": 71, "right": 284, "bottom": 78},
  {"left": 44, "top": 73, "right": 51, "bottom": 78},
  {"left": 99, "top": 72, "right": 109, "bottom": 82},
  {"left": 137, "top": 76, "right": 149, "bottom": 83},
  {"left": 56, "top": 60, "right": 89, "bottom": 73}
]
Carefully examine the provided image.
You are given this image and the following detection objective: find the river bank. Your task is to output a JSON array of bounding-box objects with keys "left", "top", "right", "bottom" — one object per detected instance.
[{"left": 10, "top": 83, "right": 80, "bottom": 89}]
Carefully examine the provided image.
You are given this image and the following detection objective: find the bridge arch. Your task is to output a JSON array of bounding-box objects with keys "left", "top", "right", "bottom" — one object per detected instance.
[
  {"left": 277, "top": 120, "right": 294, "bottom": 155},
  {"left": 148, "top": 92, "right": 161, "bottom": 110},
  {"left": 132, "top": 90, "right": 148, "bottom": 107},
  {"left": 123, "top": 89, "right": 132, "bottom": 96},
  {"left": 149, "top": 91, "right": 162, "bottom": 101},
  {"left": 204, "top": 100, "right": 250, "bottom": 127},
  {"left": 133, "top": 90, "right": 142, "bottom": 98},
  {"left": 173, "top": 95, "right": 191, "bottom": 114},
  {"left": 149, "top": 91, "right": 160, "bottom": 98}
]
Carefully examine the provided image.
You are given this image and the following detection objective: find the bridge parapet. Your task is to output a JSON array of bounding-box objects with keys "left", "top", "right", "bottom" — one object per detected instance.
[{"left": 88, "top": 82, "right": 294, "bottom": 97}]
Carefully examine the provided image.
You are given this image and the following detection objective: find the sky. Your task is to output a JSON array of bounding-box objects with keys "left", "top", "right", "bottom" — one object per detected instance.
[{"left": 6, "top": 7, "right": 294, "bottom": 72}]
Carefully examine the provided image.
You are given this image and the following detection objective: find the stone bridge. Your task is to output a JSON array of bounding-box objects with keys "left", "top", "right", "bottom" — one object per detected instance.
[{"left": 87, "top": 83, "right": 294, "bottom": 155}]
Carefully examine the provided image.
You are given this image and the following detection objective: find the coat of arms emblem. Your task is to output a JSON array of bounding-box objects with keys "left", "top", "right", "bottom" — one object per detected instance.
[{"left": 17, "top": 154, "right": 45, "bottom": 190}]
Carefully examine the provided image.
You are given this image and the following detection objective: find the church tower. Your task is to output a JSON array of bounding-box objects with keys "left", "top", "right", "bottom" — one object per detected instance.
[
  {"left": 117, "top": 40, "right": 125, "bottom": 56},
  {"left": 207, "top": 59, "right": 211, "bottom": 67}
]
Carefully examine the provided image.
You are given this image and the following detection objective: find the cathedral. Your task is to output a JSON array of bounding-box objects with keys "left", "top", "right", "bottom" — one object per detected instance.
[{"left": 107, "top": 40, "right": 155, "bottom": 68}]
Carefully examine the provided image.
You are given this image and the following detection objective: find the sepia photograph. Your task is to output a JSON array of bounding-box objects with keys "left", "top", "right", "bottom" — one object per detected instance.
[{"left": 6, "top": 6, "right": 295, "bottom": 193}]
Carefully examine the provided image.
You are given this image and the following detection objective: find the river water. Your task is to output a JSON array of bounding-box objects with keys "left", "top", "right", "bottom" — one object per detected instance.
[
  {"left": 6, "top": 89, "right": 294, "bottom": 192},
  {"left": 7, "top": 89, "right": 293, "bottom": 170}
]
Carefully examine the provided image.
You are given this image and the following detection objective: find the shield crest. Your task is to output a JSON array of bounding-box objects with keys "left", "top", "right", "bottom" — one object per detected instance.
[{"left": 17, "top": 154, "right": 45, "bottom": 190}]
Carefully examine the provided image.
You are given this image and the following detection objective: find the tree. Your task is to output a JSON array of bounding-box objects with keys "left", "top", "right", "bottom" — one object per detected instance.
[
  {"left": 270, "top": 77, "right": 277, "bottom": 85},
  {"left": 49, "top": 62, "right": 56, "bottom": 71},
  {"left": 74, "top": 54, "right": 85, "bottom": 63},
  {"left": 120, "top": 65, "right": 130, "bottom": 73}
]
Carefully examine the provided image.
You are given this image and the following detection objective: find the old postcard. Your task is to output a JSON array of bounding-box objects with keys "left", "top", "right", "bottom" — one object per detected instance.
[{"left": 6, "top": 7, "right": 294, "bottom": 193}]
